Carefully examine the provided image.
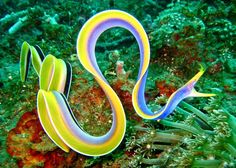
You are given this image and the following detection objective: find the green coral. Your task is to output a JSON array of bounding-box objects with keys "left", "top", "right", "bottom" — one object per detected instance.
[
  {"left": 149, "top": 0, "right": 236, "bottom": 77},
  {"left": 138, "top": 97, "right": 236, "bottom": 167}
]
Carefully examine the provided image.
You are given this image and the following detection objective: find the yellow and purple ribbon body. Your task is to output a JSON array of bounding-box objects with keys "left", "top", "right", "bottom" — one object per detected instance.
[{"left": 21, "top": 10, "right": 214, "bottom": 156}]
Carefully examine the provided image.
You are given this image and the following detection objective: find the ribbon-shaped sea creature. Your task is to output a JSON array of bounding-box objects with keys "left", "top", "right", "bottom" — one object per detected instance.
[
  {"left": 20, "top": 10, "right": 215, "bottom": 156},
  {"left": 20, "top": 41, "right": 72, "bottom": 152},
  {"left": 20, "top": 41, "right": 71, "bottom": 98}
]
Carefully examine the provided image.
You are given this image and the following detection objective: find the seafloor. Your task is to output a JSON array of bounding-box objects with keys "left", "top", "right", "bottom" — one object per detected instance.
[{"left": 0, "top": 0, "right": 236, "bottom": 167}]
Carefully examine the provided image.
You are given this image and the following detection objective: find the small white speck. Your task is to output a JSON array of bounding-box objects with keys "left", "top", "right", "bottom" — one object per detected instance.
[{"left": 146, "top": 144, "right": 151, "bottom": 149}]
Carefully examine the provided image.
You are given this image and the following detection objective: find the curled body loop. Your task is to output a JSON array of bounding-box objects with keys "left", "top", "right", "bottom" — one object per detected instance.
[{"left": 20, "top": 10, "right": 214, "bottom": 156}]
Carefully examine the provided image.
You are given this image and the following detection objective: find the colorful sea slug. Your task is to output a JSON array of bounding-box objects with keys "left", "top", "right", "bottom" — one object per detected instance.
[{"left": 20, "top": 10, "right": 214, "bottom": 156}]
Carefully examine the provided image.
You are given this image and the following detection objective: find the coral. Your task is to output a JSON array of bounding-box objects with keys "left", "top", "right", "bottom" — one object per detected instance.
[
  {"left": 103, "top": 98, "right": 228, "bottom": 167},
  {"left": 155, "top": 80, "right": 177, "bottom": 97},
  {"left": 112, "top": 78, "right": 134, "bottom": 113},
  {"left": 149, "top": 0, "right": 236, "bottom": 78},
  {"left": 68, "top": 60, "right": 138, "bottom": 135},
  {"left": 1, "top": 0, "right": 236, "bottom": 167},
  {"left": 130, "top": 97, "right": 236, "bottom": 167},
  {"left": 7, "top": 109, "right": 49, "bottom": 166},
  {"left": 6, "top": 109, "right": 81, "bottom": 168},
  {"left": 149, "top": 1, "right": 205, "bottom": 72}
]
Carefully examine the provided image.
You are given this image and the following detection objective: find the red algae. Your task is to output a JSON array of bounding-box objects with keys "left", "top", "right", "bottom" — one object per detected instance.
[
  {"left": 156, "top": 81, "right": 177, "bottom": 97},
  {"left": 112, "top": 79, "right": 134, "bottom": 112},
  {"left": 6, "top": 109, "right": 81, "bottom": 168}
]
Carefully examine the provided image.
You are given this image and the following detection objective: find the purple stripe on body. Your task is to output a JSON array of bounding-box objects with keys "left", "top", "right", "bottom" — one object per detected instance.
[
  {"left": 87, "top": 18, "right": 153, "bottom": 119},
  {"left": 87, "top": 18, "right": 146, "bottom": 82},
  {"left": 54, "top": 91, "right": 111, "bottom": 144},
  {"left": 85, "top": 19, "right": 150, "bottom": 124},
  {"left": 83, "top": 16, "right": 193, "bottom": 120}
]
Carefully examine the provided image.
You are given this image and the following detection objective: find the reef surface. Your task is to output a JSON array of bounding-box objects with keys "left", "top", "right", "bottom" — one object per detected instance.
[{"left": 0, "top": 0, "right": 236, "bottom": 167}]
